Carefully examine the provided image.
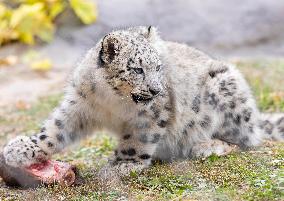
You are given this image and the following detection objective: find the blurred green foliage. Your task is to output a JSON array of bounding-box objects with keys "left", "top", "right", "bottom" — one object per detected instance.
[{"left": 0, "top": 0, "right": 97, "bottom": 45}]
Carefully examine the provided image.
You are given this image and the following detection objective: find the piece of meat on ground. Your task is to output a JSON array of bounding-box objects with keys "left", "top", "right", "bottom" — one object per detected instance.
[{"left": 0, "top": 153, "right": 76, "bottom": 188}]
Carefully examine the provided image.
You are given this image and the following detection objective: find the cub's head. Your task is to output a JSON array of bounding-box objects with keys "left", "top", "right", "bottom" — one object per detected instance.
[{"left": 98, "top": 26, "right": 165, "bottom": 104}]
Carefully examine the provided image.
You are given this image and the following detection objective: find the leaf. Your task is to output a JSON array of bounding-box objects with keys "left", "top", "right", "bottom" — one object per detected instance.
[
  {"left": 10, "top": 3, "right": 44, "bottom": 28},
  {"left": 0, "top": 3, "right": 8, "bottom": 18},
  {"left": 70, "top": 0, "right": 97, "bottom": 24},
  {"left": 0, "top": 0, "right": 97, "bottom": 45},
  {"left": 30, "top": 58, "right": 52, "bottom": 72},
  {"left": 10, "top": 3, "right": 54, "bottom": 45},
  {"left": 0, "top": 21, "right": 13, "bottom": 45},
  {"left": 49, "top": 1, "right": 66, "bottom": 19},
  {"left": 19, "top": 32, "right": 34, "bottom": 44},
  {"left": 36, "top": 18, "right": 54, "bottom": 42}
]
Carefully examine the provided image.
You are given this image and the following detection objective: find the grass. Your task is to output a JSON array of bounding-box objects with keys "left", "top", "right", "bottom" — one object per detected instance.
[
  {"left": 234, "top": 58, "right": 284, "bottom": 112},
  {"left": 0, "top": 58, "right": 284, "bottom": 201}
]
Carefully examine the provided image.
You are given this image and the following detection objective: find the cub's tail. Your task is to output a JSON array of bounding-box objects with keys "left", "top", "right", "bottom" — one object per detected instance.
[{"left": 259, "top": 113, "right": 284, "bottom": 141}]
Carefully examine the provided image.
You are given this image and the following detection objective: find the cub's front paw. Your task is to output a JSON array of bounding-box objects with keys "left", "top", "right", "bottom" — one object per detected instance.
[{"left": 3, "top": 136, "right": 50, "bottom": 168}]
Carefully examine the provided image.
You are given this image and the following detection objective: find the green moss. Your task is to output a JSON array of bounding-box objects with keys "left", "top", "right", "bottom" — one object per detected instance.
[
  {"left": 194, "top": 154, "right": 259, "bottom": 187},
  {"left": 71, "top": 191, "right": 121, "bottom": 201},
  {"left": 124, "top": 164, "right": 193, "bottom": 200},
  {"left": 191, "top": 145, "right": 284, "bottom": 200}
]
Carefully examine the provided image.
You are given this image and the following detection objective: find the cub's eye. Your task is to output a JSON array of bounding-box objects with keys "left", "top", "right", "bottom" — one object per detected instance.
[
  {"left": 156, "top": 65, "right": 161, "bottom": 71},
  {"left": 134, "top": 68, "right": 144, "bottom": 74}
]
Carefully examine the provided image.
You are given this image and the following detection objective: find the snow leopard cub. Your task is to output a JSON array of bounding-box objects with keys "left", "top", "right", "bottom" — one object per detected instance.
[{"left": 3, "top": 26, "right": 284, "bottom": 176}]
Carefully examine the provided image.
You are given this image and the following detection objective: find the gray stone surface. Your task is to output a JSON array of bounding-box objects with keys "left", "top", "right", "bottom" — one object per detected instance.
[{"left": 56, "top": 0, "right": 284, "bottom": 58}]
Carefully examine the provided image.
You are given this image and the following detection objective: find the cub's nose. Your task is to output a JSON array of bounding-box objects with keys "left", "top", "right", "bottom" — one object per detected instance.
[{"left": 149, "top": 87, "right": 161, "bottom": 96}]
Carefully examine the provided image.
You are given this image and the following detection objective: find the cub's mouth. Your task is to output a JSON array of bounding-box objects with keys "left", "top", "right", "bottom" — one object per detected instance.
[{"left": 131, "top": 93, "right": 153, "bottom": 103}]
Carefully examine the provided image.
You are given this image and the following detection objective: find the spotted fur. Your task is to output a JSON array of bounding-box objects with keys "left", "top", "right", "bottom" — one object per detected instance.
[{"left": 3, "top": 26, "right": 284, "bottom": 177}]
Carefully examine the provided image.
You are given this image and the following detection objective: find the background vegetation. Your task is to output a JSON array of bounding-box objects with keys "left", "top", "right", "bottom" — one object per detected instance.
[{"left": 0, "top": 0, "right": 97, "bottom": 45}]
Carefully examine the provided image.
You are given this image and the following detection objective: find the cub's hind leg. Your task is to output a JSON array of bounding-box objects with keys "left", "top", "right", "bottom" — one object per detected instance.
[
  {"left": 191, "top": 139, "right": 235, "bottom": 158},
  {"left": 204, "top": 61, "right": 263, "bottom": 149}
]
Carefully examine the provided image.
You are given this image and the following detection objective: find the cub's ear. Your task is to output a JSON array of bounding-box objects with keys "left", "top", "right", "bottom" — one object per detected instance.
[
  {"left": 145, "top": 26, "right": 160, "bottom": 42},
  {"left": 99, "top": 34, "right": 121, "bottom": 65}
]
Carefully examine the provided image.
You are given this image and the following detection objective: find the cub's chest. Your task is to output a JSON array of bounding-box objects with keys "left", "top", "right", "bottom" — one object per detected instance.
[{"left": 93, "top": 95, "right": 138, "bottom": 127}]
